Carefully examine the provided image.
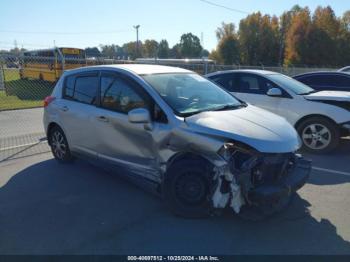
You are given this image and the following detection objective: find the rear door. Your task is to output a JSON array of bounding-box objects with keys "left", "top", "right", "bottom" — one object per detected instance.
[{"left": 57, "top": 71, "right": 100, "bottom": 155}]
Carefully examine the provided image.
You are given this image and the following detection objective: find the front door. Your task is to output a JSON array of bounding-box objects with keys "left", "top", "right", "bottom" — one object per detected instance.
[{"left": 91, "top": 72, "right": 163, "bottom": 181}]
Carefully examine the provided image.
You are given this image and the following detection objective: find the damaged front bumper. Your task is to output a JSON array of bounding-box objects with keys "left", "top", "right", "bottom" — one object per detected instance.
[
  {"left": 248, "top": 157, "right": 311, "bottom": 205},
  {"left": 212, "top": 151, "right": 312, "bottom": 215}
]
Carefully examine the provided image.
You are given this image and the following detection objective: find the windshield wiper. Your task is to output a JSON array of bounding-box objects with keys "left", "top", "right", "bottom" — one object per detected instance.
[
  {"left": 179, "top": 103, "right": 246, "bottom": 117},
  {"left": 210, "top": 103, "right": 245, "bottom": 111},
  {"left": 299, "top": 90, "right": 317, "bottom": 95}
]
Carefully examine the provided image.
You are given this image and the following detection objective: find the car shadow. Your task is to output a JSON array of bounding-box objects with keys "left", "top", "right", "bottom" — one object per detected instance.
[{"left": 0, "top": 158, "right": 350, "bottom": 254}]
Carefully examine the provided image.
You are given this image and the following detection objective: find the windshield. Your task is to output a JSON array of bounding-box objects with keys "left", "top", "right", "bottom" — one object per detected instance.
[
  {"left": 143, "top": 73, "right": 243, "bottom": 116},
  {"left": 268, "top": 74, "right": 315, "bottom": 95}
]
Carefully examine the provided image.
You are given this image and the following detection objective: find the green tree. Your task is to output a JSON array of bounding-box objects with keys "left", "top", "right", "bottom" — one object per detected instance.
[
  {"left": 238, "top": 12, "right": 280, "bottom": 65},
  {"left": 215, "top": 23, "right": 239, "bottom": 64},
  {"left": 179, "top": 33, "right": 203, "bottom": 58},
  {"left": 158, "top": 39, "right": 170, "bottom": 58},
  {"left": 284, "top": 8, "right": 313, "bottom": 65},
  {"left": 216, "top": 22, "right": 236, "bottom": 40},
  {"left": 209, "top": 49, "right": 222, "bottom": 63},
  {"left": 85, "top": 47, "right": 101, "bottom": 57},
  {"left": 122, "top": 41, "right": 143, "bottom": 60},
  {"left": 337, "top": 11, "right": 350, "bottom": 66},
  {"left": 170, "top": 44, "right": 182, "bottom": 58},
  {"left": 100, "top": 44, "right": 116, "bottom": 58},
  {"left": 217, "top": 35, "right": 239, "bottom": 64},
  {"left": 143, "top": 39, "right": 159, "bottom": 58},
  {"left": 342, "top": 10, "right": 350, "bottom": 31}
]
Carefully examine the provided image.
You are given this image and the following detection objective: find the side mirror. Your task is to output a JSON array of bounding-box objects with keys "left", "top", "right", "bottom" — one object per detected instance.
[
  {"left": 128, "top": 108, "right": 151, "bottom": 124},
  {"left": 267, "top": 88, "right": 282, "bottom": 97}
]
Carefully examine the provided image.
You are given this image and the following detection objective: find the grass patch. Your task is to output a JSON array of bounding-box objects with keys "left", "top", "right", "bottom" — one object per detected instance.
[
  {"left": 1, "top": 69, "right": 55, "bottom": 110},
  {"left": 0, "top": 90, "right": 44, "bottom": 110}
]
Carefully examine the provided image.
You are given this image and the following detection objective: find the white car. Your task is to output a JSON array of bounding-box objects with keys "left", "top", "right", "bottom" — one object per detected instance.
[{"left": 207, "top": 70, "right": 350, "bottom": 153}]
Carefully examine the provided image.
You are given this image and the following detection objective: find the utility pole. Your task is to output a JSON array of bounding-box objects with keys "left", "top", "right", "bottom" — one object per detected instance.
[{"left": 133, "top": 25, "right": 140, "bottom": 59}]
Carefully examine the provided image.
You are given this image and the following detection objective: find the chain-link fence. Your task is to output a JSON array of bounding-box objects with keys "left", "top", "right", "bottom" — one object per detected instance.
[{"left": 0, "top": 53, "right": 339, "bottom": 162}]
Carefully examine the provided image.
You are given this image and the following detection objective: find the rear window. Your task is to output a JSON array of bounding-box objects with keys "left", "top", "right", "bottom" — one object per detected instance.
[
  {"left": 64, "top": 76, "right": 75, "bottom": 98},
  {"left": 63, "top": 74, "right": 99, "bottom": 105}
]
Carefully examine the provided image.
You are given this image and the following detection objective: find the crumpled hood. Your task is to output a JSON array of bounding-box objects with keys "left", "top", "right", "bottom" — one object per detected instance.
[
  {"left": 304, "top": 91, "right": 350, "bottom": 101},
  {"left": 185, "top": 105, "right": 301, "bottom": 153}
]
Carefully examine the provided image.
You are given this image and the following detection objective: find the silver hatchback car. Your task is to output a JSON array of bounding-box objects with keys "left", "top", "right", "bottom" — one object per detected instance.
[{"left": 44, "top": 64, "right": 311, "bottom": 219}]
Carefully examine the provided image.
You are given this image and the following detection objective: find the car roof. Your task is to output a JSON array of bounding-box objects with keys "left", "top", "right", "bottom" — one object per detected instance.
[
  {"left": 206, "top": 69, "right": 279, "bottom": 77},
  {"left": 65, "top": 64, "right": 192, "bottom": 75},
  {"left": 293, "top": 71, "right": 350, "bottom": 78},
  {"left": 338, "top": 66, "right": 350, "bottom": 71}
]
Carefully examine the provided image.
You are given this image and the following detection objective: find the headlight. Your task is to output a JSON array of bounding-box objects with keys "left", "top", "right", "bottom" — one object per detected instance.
[
  {"left": 218, "top": 142, "right": 257, "bottom": 161},
  {"left": 342, "top": 121, "right": 350, "bottom": 130},
  {"left": 218, "top": 142, "right": 260, "bottom": 174},
  {"left": 218, "top": 142, "right": 236, "bottom": 161}
]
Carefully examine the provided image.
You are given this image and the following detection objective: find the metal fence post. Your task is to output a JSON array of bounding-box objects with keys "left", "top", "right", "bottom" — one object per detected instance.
[
  {"left": 204, "top": 59, "right": 208, "bottom": 75},
  {"left": 0, "top": 56, "right": 7, "bottom": 94}
]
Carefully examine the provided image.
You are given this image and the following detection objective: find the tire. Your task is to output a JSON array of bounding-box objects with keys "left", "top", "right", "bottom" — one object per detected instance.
[
  {"left": 297, "top": 116, "right": 339, "bottom": 154},
  {"left": 48, "top": 126, "right": 74, "bottom": 163},
  {"left": 163, "top": 158, "right": 213, "bottom": 218}
]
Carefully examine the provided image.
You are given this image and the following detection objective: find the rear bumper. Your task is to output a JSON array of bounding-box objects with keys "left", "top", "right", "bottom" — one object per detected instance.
[{"left": 248, "top": 157, "right": 311, "bottom": 205}]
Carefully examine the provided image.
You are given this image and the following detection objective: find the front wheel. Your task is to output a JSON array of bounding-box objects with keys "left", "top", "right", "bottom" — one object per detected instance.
[
  {"left": 297, "top": 116, "right": 339, "bottom": 154},
  {"left": 163, "top": 158, "right": 213, "bottom": 218}
]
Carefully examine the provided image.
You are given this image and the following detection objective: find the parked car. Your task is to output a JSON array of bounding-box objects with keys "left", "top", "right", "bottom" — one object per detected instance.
[
  {"left": 44, "top": 65, "right": 311, "bottom": 219},
  {"left": 293, "top": 71, "right": 350, "bottom": 91},
  {"left": 207, "top": 70, "right": 350, "bottom": 153},
  {"left": 338, "top": 66, "right": 350, "bottom": 73}
]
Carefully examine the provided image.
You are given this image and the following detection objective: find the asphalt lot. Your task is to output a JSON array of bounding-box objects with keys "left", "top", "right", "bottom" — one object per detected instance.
[
  {"left": 0, "top": 140, "right": 350, "bottom": 255},
  {"left": 0, "top": 108, "right": 44, "bottom": 139}
]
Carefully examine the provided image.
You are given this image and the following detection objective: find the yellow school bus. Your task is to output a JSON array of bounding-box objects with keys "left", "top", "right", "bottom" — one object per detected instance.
[{"left": 20, "top": 47, "right": 86, "bottom": 82}]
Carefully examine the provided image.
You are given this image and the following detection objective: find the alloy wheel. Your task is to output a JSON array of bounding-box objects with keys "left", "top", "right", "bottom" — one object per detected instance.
[
  {"left": 302, "top": 123, "right": 331, "bottom": 150},
  {"left": 51, "top": 131, "right": 67, "bottom": 159}
]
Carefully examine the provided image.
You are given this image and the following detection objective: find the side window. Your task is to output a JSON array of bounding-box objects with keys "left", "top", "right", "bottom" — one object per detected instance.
[
  {"left": 64, "top": 75, "right": 75, "bottom": 98},
  {"left": 335, "top": 75, "right": 350, "bottom": 87},
  {"left": 73, "top": 75, "right": 99, "bottom": 104},
  {"left": 238, "top": 74, "right": 266, "bottom": 94},
  {"left": 302, "top": 75, "right": 333, "bottom": 87},
  {"left": 261, "top": 78, "right": 277, "bottom": 91},
  {"left": 211, "top": 74, "right": 238, "bottom": 92},
  {"left": 100, "top": 75, "right": 147, "bottom": 114}
]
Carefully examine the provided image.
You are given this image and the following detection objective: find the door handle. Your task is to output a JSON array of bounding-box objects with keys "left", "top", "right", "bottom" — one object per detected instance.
[
  {"left": 60, "top": 106, "right": 69, "bottom": 112},
  {"left": 97, "top": 115, "right": 109, "bottom": 122}
]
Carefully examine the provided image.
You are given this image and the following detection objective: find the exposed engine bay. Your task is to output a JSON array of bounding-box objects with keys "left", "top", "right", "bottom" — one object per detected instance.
[{"left": 212, "top": 142, "right": 311, "bottom": 215}]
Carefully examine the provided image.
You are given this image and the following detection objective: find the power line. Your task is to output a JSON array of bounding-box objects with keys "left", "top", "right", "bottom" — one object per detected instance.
[
  {"left": 199, "top": 0, "right": 249, "bottom": 14},
  {"left": 0, "top": 41, "right": 49, "bottom": 47},
  {"left": 0, "top": 29, "right": 131, "bottom": 35}
]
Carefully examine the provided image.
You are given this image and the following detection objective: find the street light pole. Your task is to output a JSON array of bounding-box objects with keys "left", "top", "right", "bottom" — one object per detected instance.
[{"left": 133, "top": 25, "right": 140, "bottom": 59}]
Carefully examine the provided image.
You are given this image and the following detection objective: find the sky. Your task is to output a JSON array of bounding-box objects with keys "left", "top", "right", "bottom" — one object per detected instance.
[{"left": 0, "top": 0, "right": 348, "bottom": 52}]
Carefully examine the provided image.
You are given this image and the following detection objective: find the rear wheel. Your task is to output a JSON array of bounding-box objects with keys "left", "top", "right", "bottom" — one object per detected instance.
[
  {"left": 48, "top": 126, "right": 74, "bottom": 163},
  {"left": 297, "top": 116, "right": 339, "bottom": 153},
  {"left": 163, "top": 158, "right": 213, "bottom": 218}
]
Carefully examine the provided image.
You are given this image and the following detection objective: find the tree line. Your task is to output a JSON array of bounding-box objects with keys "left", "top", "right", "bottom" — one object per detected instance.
[
  {"left": 88, "top": 32, "right": 209, "bottom": 61},
  {"left": 210, "top": 5, "right": 350, "bottom": 67}
]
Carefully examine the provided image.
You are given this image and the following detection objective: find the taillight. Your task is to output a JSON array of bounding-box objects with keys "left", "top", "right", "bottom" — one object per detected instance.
[{"left": 44, "top": 96, "right": 55, "bottom": 107}]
